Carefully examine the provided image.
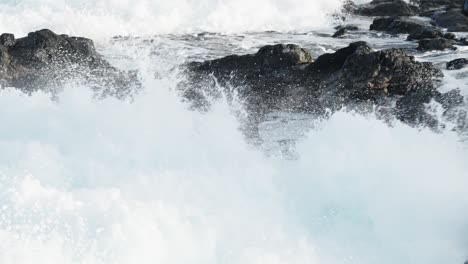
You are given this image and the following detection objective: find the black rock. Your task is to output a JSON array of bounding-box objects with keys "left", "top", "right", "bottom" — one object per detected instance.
[
  {"left": 333, "top": 28, "right": 348, "bottom": 38},
  {"left": 308, "top": 41, "right": 372, "bottom": 73},
  {"left": 464, "top": 0, "right": 468, "bottom": 14},
  {"left": 332, "top": 25, "right": 359, "bottom": 38},
  {"left": 355, "top": 0, "right": 417, "bottom": 16},
  {"left": 0, "top": 29, "right": 139, "bottom": 96},
  {"left": 370, "top": 17, "right": 436, "bottom": 35},
  {"left": 335, "top": 45, "right": 443, "bottom": 97},
  {"left": 447, "top": 58, "right": 468, "bottom": 69},
  {"left": 407, "top": 28, "right": 444, "bottom": 40},
  {"left": 334, "top": 25, "right": 360, "bottom": 31},
  {"left": 186, "top": 42, "right": 444, "bottom": 125},
  {"left": 444, "top": 32, "right": 457, "bottom": 39},
  {"left": 256, "top": 44, "right": 313, "bottom": 67},
  {"left": 417, "top": 38, "right": 457, "bottom": 51},
  {"left": 419, "top": 0, "right": 465, "bottom": 15},
  {"left": 434, "top": 9, "right": 468, "bottom": 32}
]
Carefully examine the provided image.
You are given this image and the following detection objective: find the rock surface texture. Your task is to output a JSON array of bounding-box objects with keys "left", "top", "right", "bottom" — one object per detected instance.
[
  {"left": 185, "top": 42, "right": 453, "bottom": 127},
  {"left": 0, "top": 29, "right": 139, "bottom": 96}
]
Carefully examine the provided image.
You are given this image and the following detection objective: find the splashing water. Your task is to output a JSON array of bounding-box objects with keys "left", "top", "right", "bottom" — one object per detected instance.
[
  {"left": 0, "top": 1, "right": 468, "bottom": 264},
  {"left": 0, "top": 0, "right": 343, "bottom": 38}
]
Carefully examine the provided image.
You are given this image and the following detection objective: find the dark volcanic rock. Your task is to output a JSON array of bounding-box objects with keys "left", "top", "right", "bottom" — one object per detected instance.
[
  {"left": 444, "top": 32, "right": 457, "bottom": 39},
  {"left": 333, "top": 25, "right": 359, "bottom": 38},
  {"left": 0, "top": 29, "right": 139, "bottom": 96},
  {"left": 464, "top": 0, "right": 468, "bottom": 14},
  {"left": 308, "top": 41, "right": 372, "bottom": 74},
  {"left": 434, "top": 9, "right": 468, "bottom": 32},
  {"left": 407, "top": 28, "right": 444, "bottom": 40},
  {"left": 370, "top": 17, "right": 436, "bottom": 36},
  {"left": 447, "top": 58, "right": 468, "bottom": 69},
  {"left": 417, "top": 38, "right": 457, "bottom": 51},
  {"left": 325, "top": 44, "right": 443, "bottom": 97},
  {"left": 186, "top": 42, "right": 444, "bottom": 126},
  {"left": 419, "top": 0, "right": 465, "bottom": 14},
  {"left": 355, "top": 0, "right": 417, "bottom": 16}
]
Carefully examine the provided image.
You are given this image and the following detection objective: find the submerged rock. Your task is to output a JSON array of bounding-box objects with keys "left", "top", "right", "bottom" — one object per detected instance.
[
  {"left": 0, "top": 29, "right": 139, "bottom": 96},
  {"left": 407, "top": 28, "right": 445, "bottom": 40},
  {"left": 434, "top": 9, "right": 468, "bottom": 32},
  {"left": 355, "top": 0, "right": 417, "bottom": 16},
  {"left": 185, "top": 42, "right": 446, "bottom": 126},
  {"left": 419, "top": 0, "right": 464, "bottom": 14},
  {"left": 447, "top": 58, "right": 468, "bottom": 69},
  {"left": 417, "top": 38, "right": 457, "bottom": 51},
  {"left": 333, "top": 25, "right": 359, "bottom": 38}
]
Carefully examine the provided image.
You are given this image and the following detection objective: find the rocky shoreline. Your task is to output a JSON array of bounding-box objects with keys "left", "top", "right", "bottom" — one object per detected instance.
[
  {"left": 0, "top": 0, "right": 467, "bottom": 131},
  {"left": 182, "top": 0, "right": 468, "bottom": 131},
  {"left": 0, "top": 29, "right": 139, "bottom": 97}
]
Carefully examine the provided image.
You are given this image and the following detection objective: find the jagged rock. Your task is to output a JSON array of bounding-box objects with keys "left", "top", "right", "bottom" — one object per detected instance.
[
  {"left": 434, "top": 9, "right": 468, "bottom": 32},
  {"left": 447, "top": 58, "right": 468, "bottom": 69},
  {"left": 417, "top": 38, "right": 457, "bottom": 51},
  {"left": 325, "top": 43, "right": 443, "bottom": 97},
  {"left": 355, "top": 0, "right": 417, "bottom": 16},
  {"left": 0, "top": 29, "right": 139, "bottom": 96},
  {"left": 185, "top": 42, "right": 444, "bottom": 125}
]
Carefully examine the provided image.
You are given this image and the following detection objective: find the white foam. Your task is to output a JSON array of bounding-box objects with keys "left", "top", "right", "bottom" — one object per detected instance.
[
  {"left": 0, "top": 0, "right": 343, "bottom": 39},
  {"left": 0, "top": 73, "right": 467, "bottom": 263}
]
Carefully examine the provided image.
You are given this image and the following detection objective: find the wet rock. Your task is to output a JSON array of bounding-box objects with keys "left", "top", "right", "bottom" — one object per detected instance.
[
  {"left": 335, "top": 25, "right": 360, "bottom": 31},
  {"left": 370, "top": 17, "right": 436, "bottom": 35},
  {"left": 396, "top": 88, "right": 440, "bottom": 127},
  {"left": 396, "top": 88, "right": 465, "bottom": 128},
  {"left": 332, "top": 44, "right": 443, "bottom": 97},
  {"left": 417, "top": 38, "right": 457, "bottom": 51},
  {"left": 333, "top": 25, "right": 359, "bottom": 38},
  {"left": 444, "top": 32, "right": 457, "bottom": 39},
  {"left": 419, "top": 0, "right": 465, "bottom": 15},
  {"left": 434, "top": 9, "right": 468, "bottom": 32},
  {"left": 256, "top": 44, "right": 313, "bottom": 67},
  {"left": 0, "top": 29, "right": 139, "bottom": 96},
  {"left": 464, "top": 0, "right": 468, "bottom": 14},
  {"left": 447, "top": 58, "right": 468, "bottom": 69},
  {"left": 407, "top": 28, "right": 444, "bottom": 40},
  {"left": 355, "top": 0, "right": 417, "bottom": 16},
  {"left": 186, "top": 42, "right": 443, "bottom": 125}
]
